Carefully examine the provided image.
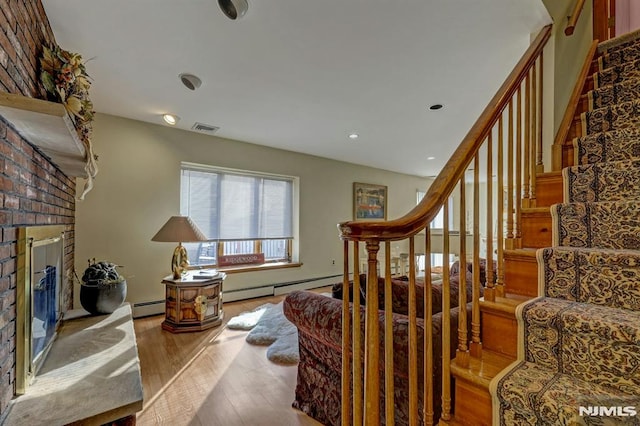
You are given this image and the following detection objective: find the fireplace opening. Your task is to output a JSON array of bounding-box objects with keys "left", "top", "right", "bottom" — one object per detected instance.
[{"left": 16, "top": 225, "right": 65, "bottom": 394}]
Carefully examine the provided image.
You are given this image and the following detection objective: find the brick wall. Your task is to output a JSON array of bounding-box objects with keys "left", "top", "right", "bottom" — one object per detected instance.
[{"left": 0, "top": 0, "right": 76, "bottom": 416}]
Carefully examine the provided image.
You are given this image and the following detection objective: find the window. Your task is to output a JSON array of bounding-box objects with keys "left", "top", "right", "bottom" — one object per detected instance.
[
  {"left": 416, "top": 190, "right": 453, "bottom": 229},
  {"left": 416, "top": 190, "right": 454, "bottom": 269},
  {"left": 180, "top": 163, "right": 298, "bottom": 268}
]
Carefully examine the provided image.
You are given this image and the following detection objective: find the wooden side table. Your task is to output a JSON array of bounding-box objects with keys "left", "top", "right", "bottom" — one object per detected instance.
[{"left": 161, "top": 272, "right": 225, "bottom": 333}]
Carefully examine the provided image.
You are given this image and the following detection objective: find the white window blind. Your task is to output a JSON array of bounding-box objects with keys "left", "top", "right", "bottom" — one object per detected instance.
[{"left": 181, "top": 165, "right": 294, "bottom": 241}]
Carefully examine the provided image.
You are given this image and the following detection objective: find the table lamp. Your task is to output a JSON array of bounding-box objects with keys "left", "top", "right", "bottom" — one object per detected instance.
[{"left": 152, "top": 216, "right": 208, "bottom": 279}]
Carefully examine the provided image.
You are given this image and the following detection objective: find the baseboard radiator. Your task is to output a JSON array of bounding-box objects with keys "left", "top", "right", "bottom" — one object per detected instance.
[{"left": 132, "top": 274, "right": 342, "bottom": 318}]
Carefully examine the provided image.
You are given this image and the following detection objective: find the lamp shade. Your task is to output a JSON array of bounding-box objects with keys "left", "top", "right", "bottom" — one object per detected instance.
[{"left": 151, "top": 216, "right": 208, "bottom": 243}]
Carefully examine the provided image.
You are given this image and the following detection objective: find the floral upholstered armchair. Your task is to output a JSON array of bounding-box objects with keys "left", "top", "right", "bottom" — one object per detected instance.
[{"left": 283, "top": 265, "right": 479, "bottom": 425}]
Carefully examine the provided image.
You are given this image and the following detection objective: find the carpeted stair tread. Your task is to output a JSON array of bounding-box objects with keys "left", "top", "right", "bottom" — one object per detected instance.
[
  {"left": 581, "top": 99, "right": 640, "bottom": 135},
  {"left": 563, "top": 158, "right": 640, "bottom": 202},
  {"left": 521, "top": 298, "right": 640, "bottom": 390},
  {"left": 598, "top": 27, "right": 640, "bottom": 55},
  {"left": 594, "top": 58, "right": 640, "bottom": 89},
  {"left": 538, "top": 247, "right": 640, "bottom": 311},
  {"left": 494, "top": 361, "right": 640, "bottom": 426},
  {"left": 599, "top": 43, "right": 640, "bottom": 70},
  {"left": 493, "top": 29, "right": 640, "bottom": 425},
  {"left": 573, "top": 128, "right": 640, "bottom": 165},
  {"left": 552, "top": 200, "right": 640, "bottom": 249},
  {"left": 588, "top": 77, "right": 640, "bottom": 110}
]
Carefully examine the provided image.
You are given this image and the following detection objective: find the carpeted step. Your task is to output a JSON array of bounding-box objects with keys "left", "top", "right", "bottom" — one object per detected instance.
[
  {"left": 588, "top": 77, "right": 640, "bottom": 110},
  {"left": 551, "top": 200, "right": 640, "bottom": 249},
  {"left": 597, "top": 27, "right": 640, "bottom": 55},
  {"left": 538, "top": 247, "right": 640, "bottom": 311},
  {"left": 599, "top": 43, "right": 640, "bottom": 70},
  {"left": 573, "top": 128, "right": 640, "bottom": 165},
  {"left": 520, "top": 297, "right": 640, "bottom": 390},
  {"left": 581, "top": 100, "right": 640, "bottom": 135},
  {"left": 594, "top": 58, "right": 640, "bottom": 88},
  {"left": 493, "top": 361, "right": 640, "bottom": 425},
  {"left": 563, "top": 158, "right": 640, "bottom": 202}
]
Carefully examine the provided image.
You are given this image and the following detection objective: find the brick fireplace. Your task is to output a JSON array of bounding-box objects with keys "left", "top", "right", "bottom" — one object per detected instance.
[{"left": 0, "top": 1, "right": 76, "bottom": 418}]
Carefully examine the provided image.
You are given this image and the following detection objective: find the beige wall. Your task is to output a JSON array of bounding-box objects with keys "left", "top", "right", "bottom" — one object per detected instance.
[
  {"left": 74, "top": 113, "right": 431, "bottom": 306},
  {"left": 543, "top": 0, "right": 594, "bottom": 137}
]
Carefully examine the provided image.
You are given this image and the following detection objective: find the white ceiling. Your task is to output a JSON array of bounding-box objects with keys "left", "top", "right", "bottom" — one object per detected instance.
[{"left": 42, "top": 0, "right": 550, "bottom": 178}]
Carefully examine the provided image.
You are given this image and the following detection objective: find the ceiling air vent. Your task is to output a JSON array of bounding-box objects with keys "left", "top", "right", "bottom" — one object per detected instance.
[{"left": 191, "top": 122, "right": 220, "bottom": 134}]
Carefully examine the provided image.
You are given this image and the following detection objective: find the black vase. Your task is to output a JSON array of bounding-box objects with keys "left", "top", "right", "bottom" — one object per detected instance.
[{"left": 80, "top": 280, "right": 127, "bottom": 315}]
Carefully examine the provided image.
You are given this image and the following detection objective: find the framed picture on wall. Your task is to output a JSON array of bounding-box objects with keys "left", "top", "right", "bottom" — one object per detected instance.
[{"left": 353, "top": 182, "right": 387, "bottom": 221}]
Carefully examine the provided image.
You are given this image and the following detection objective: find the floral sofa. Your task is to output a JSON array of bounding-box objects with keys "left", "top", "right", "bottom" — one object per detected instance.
[{"left": 283, "top": 262, "right": 485, "bottom": 425}]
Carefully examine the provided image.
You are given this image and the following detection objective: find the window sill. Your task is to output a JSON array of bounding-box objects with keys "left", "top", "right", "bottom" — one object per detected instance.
[{"left": 215, "top": 262, "right": 303, "bottom": 274}]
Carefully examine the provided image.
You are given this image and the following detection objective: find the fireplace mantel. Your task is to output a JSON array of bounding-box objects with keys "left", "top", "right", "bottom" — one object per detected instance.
[{"left": 0, "top": 92, "right": 87, "bottom": 177}]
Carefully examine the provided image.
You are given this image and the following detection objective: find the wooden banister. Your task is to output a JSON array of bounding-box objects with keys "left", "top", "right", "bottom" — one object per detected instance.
[
  {"left": 551, "top": 40, "right": 598, "bottom": 170},
  {"left": 341, "top": 23, "right": 555, "bottom": 426},
  {"left": 338, "top": 25, "right": 552, "bottom": 242},
  {"left": 565, "top": 0, "right": 586, "bottom": 36}
]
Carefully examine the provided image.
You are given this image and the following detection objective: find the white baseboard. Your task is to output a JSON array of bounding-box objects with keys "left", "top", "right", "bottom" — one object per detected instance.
[
  {"left": 273, "top": 276, "right": 337, "bottom": 296},
  {"left": 133, "top": 275, "right": 341, "bottom": 313},
  {"left": 132, "top": 300, "right": 165, "bottom": 318},
  {"left": 224, "top": 286, "right": 275, "bottom": 302}
]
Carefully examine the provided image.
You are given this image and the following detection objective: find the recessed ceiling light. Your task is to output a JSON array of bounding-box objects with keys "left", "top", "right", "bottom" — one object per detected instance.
[
  {"left": 163, "top": 114, "right": 180, "bottom": 125},
  {"left": 429, "top": 104, "right": 443, "bottom": 110},
  {"left": 427, "top": 156, "right": 436, "bottom": 160},
  {"left": 348, "top": 133, "right": 359, "bottom": 140}
]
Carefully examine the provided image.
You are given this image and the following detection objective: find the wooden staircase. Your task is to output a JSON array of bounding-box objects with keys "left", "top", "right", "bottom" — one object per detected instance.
[
  {"left": 446, "top": 41, "right": 600, "bottom": 426},
  {"left": 447, "top": 172, "right": 562, "bottom": 425}
]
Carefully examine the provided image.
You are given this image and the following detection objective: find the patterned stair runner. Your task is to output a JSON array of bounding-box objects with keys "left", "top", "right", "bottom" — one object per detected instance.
[
  {"left": 564, "top": 158, "right": 640, "bottom": 202},
  {"left": 594, "top": 58, "right": 640, "bottom": 88},
  {"left": 492, "top": 30, "right": 640, "bottom": 425},
  {"left": 589, "top": 77, "right": 640, "bottom": 110},
  {"left": 573, "top": 128, "right": 640, "bottom": 165},
  {"left": 538, "top": 247, "right": 640, "bottom": 310}
]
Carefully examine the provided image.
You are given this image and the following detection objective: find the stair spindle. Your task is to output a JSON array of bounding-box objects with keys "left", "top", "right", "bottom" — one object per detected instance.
[
  {"left": 341, "top": 240, "right": 351, "bottom": 426},
  {"left": 384, "top": 242, "right": 395, "bottom": 426},
  {"left": 471, "top": 154, "right": 482, "bottom": 357}
]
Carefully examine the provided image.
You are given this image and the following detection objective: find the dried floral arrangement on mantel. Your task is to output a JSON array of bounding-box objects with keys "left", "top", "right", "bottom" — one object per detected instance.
[{"left": 40, "top": 45, "right": 98, "bottom": 200}]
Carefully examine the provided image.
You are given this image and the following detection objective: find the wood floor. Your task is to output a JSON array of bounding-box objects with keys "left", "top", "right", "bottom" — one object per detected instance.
[{"left": 133, "top": 290, "right": 327, "bottom": 426}]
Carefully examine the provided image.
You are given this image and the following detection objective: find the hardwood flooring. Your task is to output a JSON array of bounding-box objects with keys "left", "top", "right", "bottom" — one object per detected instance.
[{"left": 134, "top": 291, "right": 327, "bottom": 426}]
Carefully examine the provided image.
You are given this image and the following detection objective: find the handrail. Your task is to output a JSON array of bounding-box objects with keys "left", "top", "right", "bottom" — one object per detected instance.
[
  {"left": 565, "top": 0, "right": 586, "bottom": 36},
  {"left": 338, "top": 24, "right": 552, "bottom": 242},
  {"left": 551, "top": 39, "right": 598, "bottom": 170}
]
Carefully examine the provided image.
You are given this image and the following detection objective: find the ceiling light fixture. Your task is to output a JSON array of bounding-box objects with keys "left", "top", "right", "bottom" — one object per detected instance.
[
  {"left": 427, "top": 156, "right": 435, "bottom": 160},
  {"left": 218, "top": 0, "right": 248, "bottom": 20},
  {"left": 179, "top": 73, "right": 202, "bottom": 91},
  {"left": 163, "top": 114, "right": 180, "bottom": 125},
  {"left": 348, "top": 133, "right": 359, "bottom": 140},
  {"left": 429, "top": 104, "right": 443, "bottom": 110}
]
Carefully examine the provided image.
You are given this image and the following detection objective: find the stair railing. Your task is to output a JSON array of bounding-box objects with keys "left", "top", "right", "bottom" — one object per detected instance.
[
  {"left": 338, "top": 24, "right": 551, "bottom": 425},
  {"left": 565, "top": 0, "right": 586, "bottom": 36},
  {"left": 551, "top": 39, "right": 598, "bottom": 170}
]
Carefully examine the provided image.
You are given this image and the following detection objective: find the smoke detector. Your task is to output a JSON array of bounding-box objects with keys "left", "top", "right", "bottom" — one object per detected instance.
[
  {"left": 218, "top": 0, "right": 248, "bottom": 20},
  {"left": 179, "top": 73, "right": 202, "bottom": 91}
]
